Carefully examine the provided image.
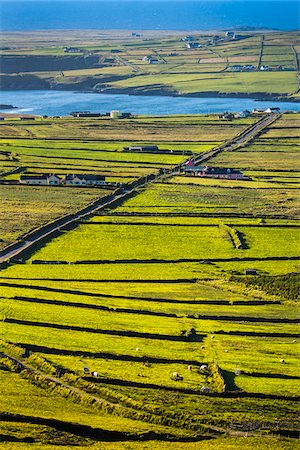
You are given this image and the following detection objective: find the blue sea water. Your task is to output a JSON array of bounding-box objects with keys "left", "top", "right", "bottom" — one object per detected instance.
[
  {"left": 0, "top": 90, "right": 299, "bottom": 116},
  {"left": 0, "top": 1, "right": 299, "bottom": 32}
]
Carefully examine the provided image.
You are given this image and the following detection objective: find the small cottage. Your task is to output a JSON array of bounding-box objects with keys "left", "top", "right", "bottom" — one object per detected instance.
[
  {"left": 62, "top": 174, "right": 106, "bottom": 186},
  {"left": 186, "top": 42, "right": 201, "bottom": 49},
  {"left": 142, "top": 55, "right": 159, "bottom": 64},
  {"left": 124, "top": 145, "right": 159, "bottom": 152},
  {"left": 63, "top": 47, "right": 82, "bottom": 53},
  {"left": 234, "top": 110, "right": 251, "bottom": 118},
  {"left": 183, "top": 162, "right": 250, "bottom": 180},
  {"left": 20, "top": 174, "right": 61, "bottom": 185}
]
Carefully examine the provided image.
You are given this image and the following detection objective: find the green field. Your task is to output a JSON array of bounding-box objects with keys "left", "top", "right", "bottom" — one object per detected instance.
[
  {"left": 0, "top": 112, "right": 299, "bottom": 449},
  {"left": 0, "top": 29, "right": 299, "bottom": 98}
]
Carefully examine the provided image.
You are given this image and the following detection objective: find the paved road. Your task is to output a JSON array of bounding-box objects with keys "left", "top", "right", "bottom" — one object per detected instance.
[
  {"left": 0, "top": 113, "right": 279, "bottom": 264},
  {"left": 184, "top": 112, "right": 280, "bottom": 169}
]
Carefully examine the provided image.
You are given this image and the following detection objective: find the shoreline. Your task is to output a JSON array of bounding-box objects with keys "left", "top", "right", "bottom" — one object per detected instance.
[
  {"left": 1, "top": 85, "right": 299, "bottom": 104},
  {"left": 92, "top": 86, "right": 300, "bottom": 103}
]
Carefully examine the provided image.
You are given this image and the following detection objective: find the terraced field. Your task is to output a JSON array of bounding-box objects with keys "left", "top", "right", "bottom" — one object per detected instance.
[{"left": 0, "top": 112, "right": 299, "bottom": 449}]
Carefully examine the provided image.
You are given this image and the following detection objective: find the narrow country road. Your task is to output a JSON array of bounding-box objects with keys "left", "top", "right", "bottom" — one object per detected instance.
[{"left": 0, "top": 113, "right": 279, "bottom": 264}]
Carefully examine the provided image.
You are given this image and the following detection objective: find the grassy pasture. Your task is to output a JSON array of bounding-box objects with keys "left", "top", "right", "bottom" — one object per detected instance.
[
  {"left": 111, "top": 71, "right": 298, "bottom": 95},
  {"left": 0, "top": 370, "right": 180, "bottom": 436},
  {"left": 24, "top": 220, "right": 300, "bottom": 262},
  {"left": 113, "top": 182, "right": 300, "bottom": 217},
  {"left": 2, "top": 295, "right": 298, "bottom": 336},
  {"left": 0, "top": 185, "right": 106, "bottom": 250},
  {"left": 0, "top": 113, "right": 235, "bottom": 252},
  {"left": 0, "top": 112, "right": 299, "bottom": 446},
  {"left": 26, "top": 223, "right": 235, "bottom": 261},
  {"left": 0, "top": 116, "right": 246, "bottom": 142},
  {"left": 205, "top": 335, "right": 300, "bottom": 396}
]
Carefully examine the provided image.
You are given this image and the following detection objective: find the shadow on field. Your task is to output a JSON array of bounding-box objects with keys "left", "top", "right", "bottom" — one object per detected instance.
[
  {"left": 12, "top": 296, "right": 297, "bottom": 322},
  {"left": 17, "top": 343, "right": 205, "bottom": 366},
  {"left": 0, "top": 412, "right": 211, "bottom": 442},
  {"left": 4, "top": 318, "right": 205, "bottom": 342}
]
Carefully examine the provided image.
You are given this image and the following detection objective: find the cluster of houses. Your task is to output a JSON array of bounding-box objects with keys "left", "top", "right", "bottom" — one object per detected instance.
[
  {"left": 229, "top": 64, "right": 294, "bottom": 73},
  {"left": 219, "top": 110, "right": 251, "bottom": 120},
  {"left": 225, "top": 31, "right": 238, "bottom": 40},
  {"left": 20, "top": 173, "right": 106, "bottom": 186},
  {"left": 207, "top": 31, "right": 242, "bottom": 46},
  {"left": 219, "top": 107, "right": 280, "bottom": 120},
  {"left": 229, "top": 64, "right": 256, "bottom": 72},
  {"left": 180, "top": 36, "right": 202, "bottom": 49},
  {"left": 181, "top": 36, "right": 195, "bottom": 42},
  {"left": 183, "top": 161, "right": 251, "bottom": 180}
]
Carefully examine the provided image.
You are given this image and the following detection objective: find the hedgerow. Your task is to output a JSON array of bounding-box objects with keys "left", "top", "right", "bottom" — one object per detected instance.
[
  {"left": 219, "top": 223, "right": 244, "bottom": 249},
  {"left": 233, "top": 272, "right": 300, "bottom": 301}
]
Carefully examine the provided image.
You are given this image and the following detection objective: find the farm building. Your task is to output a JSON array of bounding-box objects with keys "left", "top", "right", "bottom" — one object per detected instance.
[
  {"left": 63, "top": 47, "right": 82, "bottom": 53},
  {"left": 229, "top": 65, "right": 255, "bottom": 72},
  {"left": 219, "top": 112, "right": 235, "bottom": 120},
  {"left": 20, "top": 174, "right": 61, "bottom": 185},
  {"left": 123, "top": 145, "right": 159, "bottom": 152},
  {"left": 181, "top": 35, "right": 194, "bottom": 41},
  {"left": 62, "top": 174, "right": 106, "bottom": 186},
  {"left": 225, "top": 31, "right": 237, "bottom": 39},
  {"left": 234, "top": 110, "right": 251, "bottom": 118},
  {"left": 252, "top": 107, "right": 280, "bottom": 114},
  {"left": 183, "top": 161, "right": 251, "bottom": 180},
  {"left": 71, "top": 111, "right": 102, "bottom": 117},
  {"left": 142, "top": 56, "right": 159, "bottom": 64},
  {"left": 186, "top": 42, "right": 201, "bottom": 49}
]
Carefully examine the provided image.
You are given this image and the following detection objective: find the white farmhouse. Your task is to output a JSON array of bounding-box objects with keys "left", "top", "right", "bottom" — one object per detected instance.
[
  {"left": 62, "top": 174, "right": 106, "bottom": 186},
  {"left": 20, "top": 174, "right": 61, "bottom": 185}
]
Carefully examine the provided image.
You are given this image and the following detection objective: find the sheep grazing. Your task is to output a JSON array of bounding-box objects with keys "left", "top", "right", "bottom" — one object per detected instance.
[
  {"left": 92, "top": 371, "right": 99, "bottom": 378},
  {"left": 172, "top": 372, "right": 183, "bottom": 381},
  {"left": 200, "top": 386, "right": 211, "bottom": 394},
  {"left": 200, "top": 345, "right": 205, "bottom": 350},
  {"left": 280, "top": 359, "right": 285, "bottom": 363},
  {"left": 200, "top": 364, "right": 208, "bottom": 371},
  {"left": 224, "top": 349, "right": 228, "bottom": 353},
  {"left": 83, "top": 366, "right": 90, "bottom": 374},
  {"left": 187, "top": 365, "right": 193, "bottom": 371},
  {"left": 211, "top": 335, "right": 215, "bottom": 339},
  {"left": 136, "top": 347, "right": 140, "bottom": 351}
]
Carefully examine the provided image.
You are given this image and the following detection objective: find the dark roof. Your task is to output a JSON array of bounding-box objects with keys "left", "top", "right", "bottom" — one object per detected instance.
[
  {"left": 64, "top": 174, "right": 105, "bottom": 181},
  {"left": 184, "top": 165, "right": 243, "bottom": 175},
  {"left": 20, "top": 174, "right": 49, "bottom": 180},
  {"left": 129, "top": 145, "right": 159, "bottom": 150}
]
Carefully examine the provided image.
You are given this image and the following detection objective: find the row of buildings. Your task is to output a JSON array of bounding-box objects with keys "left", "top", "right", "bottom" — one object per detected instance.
[
  {"left": 219, "top": 107, "right": 280, "bottom": 120},
  {"left": 20, "top": 174, "right": 106, "bottom": 186},
  {"left": 183, "top": 161, "right": 251, "bottom": 180}
]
